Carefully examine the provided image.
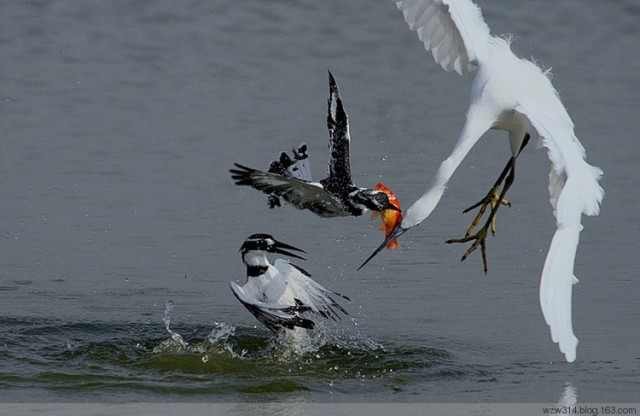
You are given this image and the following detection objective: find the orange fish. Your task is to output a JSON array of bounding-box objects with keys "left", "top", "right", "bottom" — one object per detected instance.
[{"left": 372, "top": 182, "right": 402, "bottom": 249}]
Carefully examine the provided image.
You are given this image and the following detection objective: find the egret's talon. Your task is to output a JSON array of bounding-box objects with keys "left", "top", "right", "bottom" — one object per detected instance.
[
  {"left": 463, "top": 188, "right": 511, "bottom": 237},
  {"left": 447, "top": 150, "right": 521, "bottom": 274},
  {"left": 448, "top": 225, "right": 490, "bottom": 273}
]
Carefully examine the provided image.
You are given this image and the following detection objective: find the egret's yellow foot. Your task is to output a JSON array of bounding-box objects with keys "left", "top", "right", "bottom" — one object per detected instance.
[
  {"left": 447, "top": 224, "right": 490, "bottom": 274},
  {"left": 462, "top": 188, "right": 511, "bottom": 238}
]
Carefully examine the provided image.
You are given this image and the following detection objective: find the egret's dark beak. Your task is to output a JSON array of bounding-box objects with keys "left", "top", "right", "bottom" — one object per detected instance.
[
  {"left": 357, "top": 224, "right": 408, "bottom": 270},
  {"left": 272, "top": 240, "right": 307, "bottom": 260}
]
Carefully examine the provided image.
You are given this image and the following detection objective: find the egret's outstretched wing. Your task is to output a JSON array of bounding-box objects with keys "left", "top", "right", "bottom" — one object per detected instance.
[
  {"left": 395, "top": 0, "right": 491, "bottom": 75},
  {"left": 230, "top": 163, "right": 346, "bottom": 217},
  {"left": 514, "top": 64, "right": 604, "bottom": 363},
  {"left": 322, "top": 72, "right": 353, "bottom": 195},
  {"left": 229, "top": 282, "right": 315, "bottom": 331},
  {"left": 274, "top": 259, "right": 350, "bottom": 321}
]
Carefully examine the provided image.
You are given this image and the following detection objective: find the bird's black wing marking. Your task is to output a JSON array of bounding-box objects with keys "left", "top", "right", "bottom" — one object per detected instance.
[
  {"left": 288, "top": 263, "right": 348, "bottom": 320},
  {"left": 241, "top": 300, "right": 315, "bottom": 331},
  {"left": 268, "top": 144, "right": 313, "bottom": 182},
  {"left": 276, "top": 260, "right": 351, "bottom": 323},
  {"left": 230, "top": 163, "right": 347, "bottom": 217},
  {"left": 266, "top": 145, "right": 313, "bottom": 208},
  {"left": 230, "top": 284, "right": 315, "bottom": 332},
  {"left": 321, "top": 71, "right": 353, "bottom": 195}
]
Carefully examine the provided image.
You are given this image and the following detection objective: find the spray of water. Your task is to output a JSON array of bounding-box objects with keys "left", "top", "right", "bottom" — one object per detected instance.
[
  {"left": 153, "top": 298, "right": 382, "bottom": 367},
  {"left": 152, "top": 300, "right": 189, "bottom": 353},
  {"left": 206, "top": 321, "right": 235, "bottom": 345},
  {"left": 265, "top": 315, "right": 384, "bottom": 363},
  {"left": 154, "top": 301, "right": 244, "bottom": 357}
]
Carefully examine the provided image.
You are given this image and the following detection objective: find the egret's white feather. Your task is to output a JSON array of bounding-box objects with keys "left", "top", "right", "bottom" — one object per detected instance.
[
  {"left": 402, "top": 102, "right": 497, "bottom": 228},
  {"left": 396, "top": 0, "right": 491, "bottom": 75},
  {"left": 548, "top": 168, "right": 566, "bottom": 216},
  {"left": 516, "top": 80, "right": 603, "bottom": 362}
]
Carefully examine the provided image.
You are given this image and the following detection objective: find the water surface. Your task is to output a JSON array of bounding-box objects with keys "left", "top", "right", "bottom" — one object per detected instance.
[{"left": 1, "top": 0, "right": 639, "bottom": 402}]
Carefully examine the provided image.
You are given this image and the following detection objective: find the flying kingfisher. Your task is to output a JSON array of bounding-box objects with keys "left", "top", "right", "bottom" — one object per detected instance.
[
  {"left": 229, "top": 233, "right": 350, "bottom": 333},
  {"left": 230, "top": 72, "right": 400, "bottom": 218}
]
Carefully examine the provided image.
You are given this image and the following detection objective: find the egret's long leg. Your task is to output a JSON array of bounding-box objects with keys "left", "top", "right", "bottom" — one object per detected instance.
[
  {"left": 446, "top": 158, "right": 517, "bottom": 274},
  {"left": 459, "top": 134, "right": 531, "bottom": 237}
]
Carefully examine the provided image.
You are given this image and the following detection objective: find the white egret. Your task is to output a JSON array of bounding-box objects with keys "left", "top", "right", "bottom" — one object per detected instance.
[{"left": 359, "top": 0, "right": 604, "bottom": 362}]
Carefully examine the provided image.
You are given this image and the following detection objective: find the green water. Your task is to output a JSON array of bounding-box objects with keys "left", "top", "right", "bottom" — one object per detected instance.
[{"left": 0, "top": 317, "right": 463, "bottom": 400}]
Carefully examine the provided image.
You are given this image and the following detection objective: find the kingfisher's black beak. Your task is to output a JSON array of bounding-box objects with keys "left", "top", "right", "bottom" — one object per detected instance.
[
  {"left": 384, "top": 203, "right": 401, "bottom": 212},
  {"left": 357, "top": 224, "right": 408, "bottom": 270},
  {"left": 271, "top": 240, "right": 307, "bottom": 261}
]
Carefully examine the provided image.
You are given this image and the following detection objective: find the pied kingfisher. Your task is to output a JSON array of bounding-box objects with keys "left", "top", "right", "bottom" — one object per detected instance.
[
  {"left": 230, "top": 233, "right": 350, "bottom": 333},
  {"left": 229, "top": 71, "right": 400, "bottom": 218}
]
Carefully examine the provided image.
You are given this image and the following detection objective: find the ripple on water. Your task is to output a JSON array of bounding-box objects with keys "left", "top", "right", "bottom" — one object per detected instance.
[{"left": 0, "top": 317, "right": 485, "bottom": 398}]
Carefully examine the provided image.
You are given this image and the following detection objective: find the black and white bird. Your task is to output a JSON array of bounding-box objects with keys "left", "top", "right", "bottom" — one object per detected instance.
[
  {"left": 230, "top": 72, "right": 400, "bottom": 218},
  {"left": 230, "top": 234, "right": 350, "bottom": 333}
]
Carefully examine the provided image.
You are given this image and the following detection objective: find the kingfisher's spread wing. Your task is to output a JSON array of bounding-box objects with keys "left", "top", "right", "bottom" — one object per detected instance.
[
  {"left": 273, "top": 259, "right": 350, "bottom": 321},
  {"left": 229, "top": 282, "right": 315, "bottom": 331},
  {"left": 230, "top": 163, "right": 346, "bottom": 216},
  {"left": 288, "top": 156, "right": 312, "bottom": 182},
  {"left": 268, "top": 144, "right": 313, "bottom": 182},
  {"left": 322, "top": 72, "right": 353, "bottom": 195},
  {"left": 395, "top": 0, "right": 492, "bottom": 75},
  {"left": 287, "top": 145, "right": 313, "bottom": 182},
  {"left": 512, "top": 66, "right": 603, "bottom": 362}
]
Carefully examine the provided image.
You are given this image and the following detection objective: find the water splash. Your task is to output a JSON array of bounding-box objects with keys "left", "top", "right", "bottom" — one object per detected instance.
[
  {"left": 266, "top": 316, "right": 384, "bottom": 361},
  {"left": 206, "top": 321, "right": 235, "bottom": 345},
  {"left": 153, "top": 303, "right": 244, "bottom": 358},
  {"left": 150, "top": 299, "right": 396, "bottom": 380},
  {"left": 206, "top": 321, "right": 246, "bottom": 359},
  {"left": 1, "top": 315, "right": 452, "bottom": 395},
  {"left": 153, "top": 300, "right": 188, "bottom": 352}
]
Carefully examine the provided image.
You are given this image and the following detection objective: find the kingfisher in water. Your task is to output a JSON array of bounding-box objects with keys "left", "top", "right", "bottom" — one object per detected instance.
[
  {"left": 229, "top": 233, "right": 350, "bottom": 333},
  {"left": 230, "top": 71, "right": 401, "bottom": 218}
]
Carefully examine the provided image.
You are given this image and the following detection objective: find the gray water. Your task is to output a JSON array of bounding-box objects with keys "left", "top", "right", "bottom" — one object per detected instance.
[{"left": 1, "top": 0, "right": 639, "bottom": 403}]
